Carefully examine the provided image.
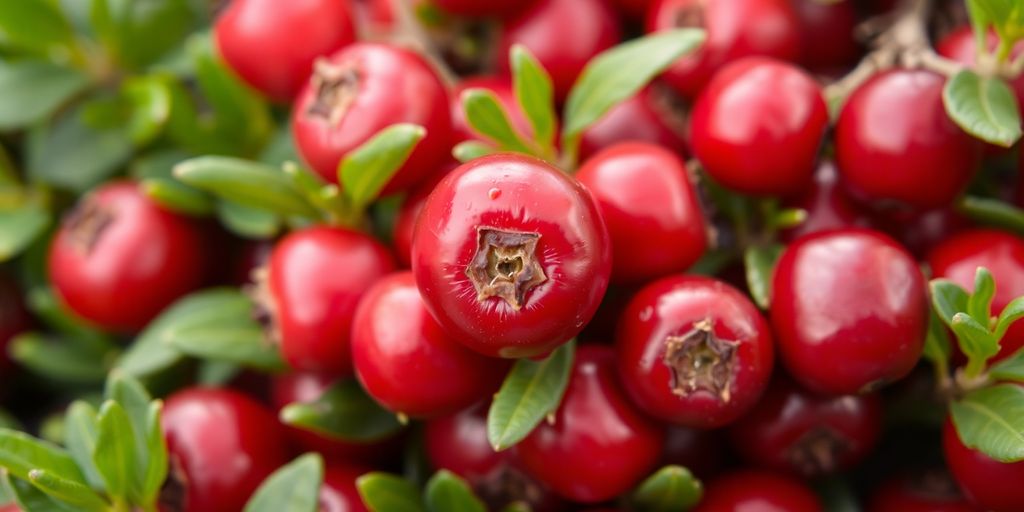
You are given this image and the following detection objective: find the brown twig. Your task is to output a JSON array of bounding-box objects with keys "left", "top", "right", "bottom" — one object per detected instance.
[{"left": 389, "top": 0, "right": 458, "bottom": 87}]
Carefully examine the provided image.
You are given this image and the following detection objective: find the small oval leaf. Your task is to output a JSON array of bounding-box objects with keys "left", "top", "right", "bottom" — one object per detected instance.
[
  {"left": 632, "top": 465, "right": 703, "bottom": 512},
  {"left": 174, "top": 156, "right": 318, "bottom": 218},
  {"left": 510, "top": 45, "right": 556, "bottom": 151},
  {"left": 424, "top": 471, "right": 486, "bottom": 512},
  {"left": 943, "top": 70, "right": 1022, "bottom": 148},
  {"left": 244, "top": 453, "right": 324, "bottom": 512},
  {"left": 488, "top": 340, "right": 575, "bottom": 451},
  {"left": 280, "top": 379, "right": 404, "bottom": 442},
  {"left": 339, "top": 123, "right": 426, "bottom": 210},
  {"left": 744, "top": 244, "right": 783, "bottom": 310},
  {"left": 356, "top": 473, "right": 426, "bottom": 512},
  {"left": 950, "top": 384, "right": 1024, "bottom": 462},
  {"left": 461, "top": 90, "right": 533, "bottom": 154}
]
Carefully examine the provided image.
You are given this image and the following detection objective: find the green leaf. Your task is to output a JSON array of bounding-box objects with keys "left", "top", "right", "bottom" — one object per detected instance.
[
  {"left": 510, "top": 45, "right": 556, "bottom": 152},
  {"left": 562, "top": 29, "right": 706, "bottom": 139},
  {"left": 103, "top": 373, "right": 152, "bottom": 475},
  {"left": 942, "top": 70, "right": 1022, "bottom": 148},
  {"left": 931, "top": 279, "right": 971, "bottom": 327},
  {"left": 356, "top": 473, "right": 425, "bottom": 512},
  {"left": 0, "top": 61, "right": 88, "bottom": 130},
  {"left": 424, "top": 470, "right": 486, "bottom": 512},
  {"left": 62, "top": 402, "right": 104, "bottom": 492},
  {"left": 632, "top": 465, "right": 703, "bottom": 512},
  {"left": 216, "top": 200, "right": 281, "bottom": 240},
  {"left": 452, "top": 141, "right": 497, "bottom": 163},
  {"left": 957, "top": 196, "right": 1024, "bottom": 234},
  {"left": 0, "top": 429, "right": 86, "bottom": 485},
  {"left": 0, "top": 199, "right": 50, "bottom": 262},
  {"left": 339, "top": 123, "right": 425, "bottom": 210},
  {"left": 995, "top": 296, "right": 1024, "bottom": 341},
  {"left": 92, "top": 401, "right": 136, "bottom": 501},
  {"left": 990, "top": 348, "right": 1024, "bottom": 382},
  {"left": 461, "top": 89, "right": 532, "bottom": 154},
  {"left": 174, "top": 156, "right": 319, "bottom": 219},
  {"left": 99, "top": 0, "right": 198, "bottom": 71},
  {"left": 27, "top": 469, "right": 108, "bottom": 512},
  {"left": 951, "top": 312, "right": 1001, "bottom": 365},
  {"left": 141, "top": 177, "right": 215, "bottom": 216},
  {"left": 197, "top": 360, "right": 242, "bottom": 386},
  {"left": 0, "top": 0, "right": 75, "bottom": 55},
  {"left": 950, "top": 383, "right": 1024, "bottom": 462},
  {"left": 923, "top": 309, "right": 952, "bottom": 371},
  {"left": 280, "top": 379, "right": 404, "bottom": 442},
  {"left": 4, "top": 473, "right": 81, "bottom": 512},
  {"left": 968, "top": 267, "right": 997, "bottom": 326},
  {"left": 123, "top": 75, "right": 172, "bottom": 145},
  {"left": 9, "top": 333, "right": 109, "bottom": 384},
  {"left": 488, "top": 340, "right": 574, "bottom": 451},
  {"left": 170, "top": 323, "right": 284, "bottom": 371},
  {"left": 27, "top": 104, "right": 134, "bottom": 193},
  {"left": 140, "top": 401, "right": 167, "bottom": 504},
  {"left": 244, "top": 453, "right": 324, "bottom": 512},
  {"left": 744, "top": 244, "right": 783, "bottom": 310}
]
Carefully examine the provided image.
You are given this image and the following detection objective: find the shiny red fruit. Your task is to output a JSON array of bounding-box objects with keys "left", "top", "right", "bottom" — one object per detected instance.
[
  {"left": 352, "top": 272, "right": 509, "bottom": 417},
  {"left": 431, "top": 0, "right": 537, "bottom": 17},
  {"left": 321, "top": 464, "right": 370, "bottom": 512},
  {"left": 771, "top": 229, "right": 928, "bottom": 395},
  {"left": 868, "top": 471, "right": 981, "bottom": 512},
  {"left": 412, "top": 154, "right": 611, "bottom": 358},
  {"left": 729, "top": 376, "right": 882, "bottom": 477},
  {"left": 162, "top": 388, "right": 290, "bottom": 512},
  {"left": 781, "top": 161, "right": 871, "bottom": 241},
  {"left": 694, "top": 470, "right": 822, "bottom": 512},
  {"left": 616, "top": 275, "right": 774, "bottom": 428},
  {"left": 929, "top": 229, "right": 1024, "bottom": 361},
  {"left": 292, "top": 43, "right": 452, "bottom": 194},
  {"left": 393, "top": 164, "right": 454, "bottom": 267},
  {"left": 835, "top": 69, "right": 981, "bottom": 210},
  {"left": 49, "top": 181, "right": 207, "bottom": 333},
  {"left": 689, "top": 57, "right": 828, "bottom": 197},
  {"left": 497, "top": 0, "right": 621, "bottom": 100},
  {"left": 793, "top": 0, "right": 860, "bottom": 71},
  {"left": 579, "top": 85, "right": 688, "bottom": 160},
  {"left": 646, "top": 0, "right": 800, "bottom": 98},
  {"left": 577, "top": 142, "right": 707, "bottom": 284},
  {"left": 267, "top": 226, "right": 395, "bottom": 375},
  {"left": 944, "top": 415, "right": 1024, "bottom": 512},
  {"left": 517, "top": 346, "right": 665, "bottom": 504},
  {"left": 451, "top": 77, "right": 533, "bottom": 145},
  {"left": 214, "top": 0, "right": 355, "bottom": 102}
]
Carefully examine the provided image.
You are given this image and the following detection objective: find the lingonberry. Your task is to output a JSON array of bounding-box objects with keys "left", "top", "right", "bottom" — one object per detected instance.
[
  {"left": 616, "top": 275, "right": 774, "bottom": 428},
  {"left": 411, "top": 153, "right": 611, "bottom": 358},
  {"left": 646, "top": 0, "right": 801, "bottom": 98},
  {"left": 264, "top": 226, "right": 395, "bottom": 375},
  {"left": 869, "top": 470, "right": 982, "bottom": 512},
  {"left": 432, "top": 0, "right": 537, "bottom": 18},
  {"left": 162, "top": 387, "right": 290, "bottom": 512},
  {"left": 292, "top": 43, "right": 452, "bottom": 194},
  {"left": 781, "top": 161, "right": 871, "bottom": 242},
  {"left": 517, "top": 346, "right": 665, "bottom": 504},
  {"left": 929, "top": 229, "right": 1024, "bottom": 361},
  {"left": 728, "top": 375, "right": 883, "bottom": 477},
  {"left": 49, "top": 181, "right": 207, "bottom": 333},
  {"left": 497, "top": 0, "right": 621, "bottom": 100},
  {"left": 689, "top": 57, "right": 828, "bottom": 197},
  {"left": 834, "top": 69, "right": 981, "bottom": 210},
  {"left": 693, "top": 470, "right": 823, "bottom": 512},
  {"left": 321, "top": 464, "right": 370, "bottom": 512},
  {"left": 576, "top": 142, "right": 707, "bottom": 284},
  {"left": 392, "top": 163, "right": 455, "bottom": 267},
  {"left": 771, "top": 229, "right": 929, "bottom": 395},
  {"left": 214, "top": 0, "right": 355, "bottom": 103},
  {"left": 793, "top": 0, "right": 860, "bottom": 72},
  {"left": 352, "top": 272, "right": 510, "bottom": 417},
  {"left": 944, "top": 414, "right": 1024, "bottom": 512},
  {"left": 451, "top": 77, "right": 533, "bottom": 145},
  {"left": 579, "top": 85, "right": 688, "bottom": 160}
]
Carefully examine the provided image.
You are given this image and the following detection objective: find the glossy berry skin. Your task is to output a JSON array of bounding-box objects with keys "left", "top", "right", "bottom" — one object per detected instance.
[
  {"left": 214, "top": 0, "right": 355, "bottom": 102},
  {"left": 292, "top": 43, "right": 452, "bottom": 194},
  {"left": 352, "top": 272, "right": 510, "bottom": 417},
  {"left": 944, "top": 415, "right": 1024, "bottom": 512},
  {"left": 616, "top": 275, "right": 774, "bottom": 428},
  {"left": 451, "top": 77, "right": 533, "bottom": 145},
  {"left": 869, "top": 472, "right": 981, "bottom": 512},
  {"left": 929, "top": 230, "right": 1024, "bottom": 361},
  {"left": 728, "top": 376, "right": 882, "bottom": 477},
  {"left": 268, "top": 226, "right": 395, "bottom": 375},
  {"left": 771, "top": 229, "right": 928, "bottom": 395},
  {"left": 781, "top": 161, "right": 870, "bottom": 242},
  {"left": 689, "top": 57, "right": 828, "bottom": 197},
  {"left": 393, "top": 164, "right": 454, "bottom": 267},
  {"left": 694, "top": 470, "right": 823, "bottom": 512},
  {"left": 497, "top": 0, "right": 621, "bottom": 100},
  {"left": 412, "top": 154, "right": 611, "bottom": 358},
  {"left": 321, "top": 464, "right": 370, "bottom": 512},
  {"left": 577, "top": 142, "right": 707, "bottom": 284},
  {"left": 646, "top": 0, "right": 800, "bottom": 98},
  {"left": 517, "top": 346, "right": 665, "bottom": 504},
  {"left": 162, "top": 388, "right": 290, "bottom": 512},
  {"left": 835, "top": 69, "right": 981, "bottom": 210},
  {"left": 793, "top": 0, "right": 860, "bottom": 71},
  {"left": 49, "top": 181, "right": 207, "bottom": 333},
  {"left": 579, "top": 85, "right": 688, "bottom": 160}
]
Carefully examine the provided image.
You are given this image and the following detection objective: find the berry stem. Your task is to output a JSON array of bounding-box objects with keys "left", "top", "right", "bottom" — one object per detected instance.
[{"left": 389, "top": 0, "right": 458, "bottom": 87}]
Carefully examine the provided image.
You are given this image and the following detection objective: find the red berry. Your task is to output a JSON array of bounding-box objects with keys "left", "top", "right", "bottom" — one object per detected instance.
[
  {"left": 266, "top": 226, "right": 395, "bottom": 375},
  {"left": 646, "top": 0, "right": 800, "bottom": 98},
  {"left": 781, "top": 161, "right": 871, "bottom": 242},
  {"left": 352, "top": 272, "right": 510, "bottom": 417},
  {"left": 943, "top": 416, "right": 1024, "bottom": 512},
  {"left": 49, "top": 181, "right": 207, "bottom": 333},
  {"left": 728, "top": 376, "right": 883, "bottom": 477},
  {"left": 793, "top": 0, "right": 860, "bottom": 71},
  {"left": 393, "top": 164, "right": 455, "bottom": 267},
  {"left": 929, "top": 229, "right": 1024, "bottom": 361},
  {"left": 451, "top": 76, "right": 534, "bottom": 145},
  {"left": 616, "top": 275, "right": 774, "bottom": 428},
  {"left": 771, "top": 228, "right": 929, "bottom": 395},
  {"left": 517, "top": 346, "right": 665, "bottom": 504},
  {"left": 497, "top": 0, "right": 621, "bottom": 100},
  {"left": 693, "top": 470, "right": 823, "bottom": 512},
  {"left": 689, "top": 57, "right": 828, "bottom": 197},
  {"left": 834, "top": 69, "right": 981, "bottom": 210},
  {"left": 292, "top": 43, "right": 452, "bottom": 194},
  {"left": 162, "top": 388, "right": 290, "bottom": 512},
  {"left": 412, "top": 154, "right": 611, "bottom": 358},
  {"left": 869, "top": 471, "right": 982, "bottom": 512},
  {"left": 214, "top": 0, "right": 355, "bottom": 103},
  {"left": 321, "top": 464, "right": 370, "bottom": 512},
  {"left": 576, "top": 142, "right": 707, "bottom": 284},
  {"left": 431, "top": 0, "right": 537, "bottom": 17},
  {"left": 579, "top": 85, "right": 688, "bottom": 160}
]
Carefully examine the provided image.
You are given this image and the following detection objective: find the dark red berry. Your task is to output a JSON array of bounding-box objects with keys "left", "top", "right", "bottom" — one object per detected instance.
[
  {"left": 728, "top": 375, "right": 883, "bottom": 477},
  {"left": 431, "top": 0, "right": 537, "bottom": 17},
  {"left": 609, "top": 0, "right": 654, "bottom": 19},
  {"left": 321, "top": 464, "right": 370, "bottom": 512},
  {"left": 834, "top": 69, "right": 981, "bottom": 210},
  {"left": 661, "top": 426, "right": 726, "bottom": 479},
  {"left": 576, "top": 141, "right": 707, "bottom": 284},
  {"left": 49, "top": 181, "right": 207, "bottom": 333},
  {"left": 781, "top": 161, "right": 871, "bottom": 242},
  {"left": 771, "top": 229, "right": 928, "bottom": 395},
  {"left": 579, "top": 85, "right": 688, "bottom": 160},
  {"left": 162, "top": 388, "right": 290, "bottom": 512},
  {"left": 265, "top": 226, "right": 395, "bottom": 375},
  {"left": 412, "top": 153, "right": 611, "bottom": 358},
  {"left": 616, "top": 275, "right": 774, "bottom": 428},
  {"left": 944, "top": 414, "right": 1024, "bottom": 512},
  {"left": 451, "top": 76, "right": 534, "bottom": 145},
  {"left": 693, "top": 470, "right": 823, "bottom": 512},
  {"left": 689, "top": 57, "right": 828, "bottom": 197},
  {"left": 868, "top": 470, "right": 982, "bottom": 512},
  {"left": 873, "top": 207, "right": 972, "bottom": 260},
  {"left": 793, "top": 0, "right": 860, "bottom": 72},
  {"left": 517, "top": 346, "right": 665, "bottom": 504},
  {"left": 214, "top": 0, "right": 355, "bottom": 102},
  {"left": 292, "top": 42, "right": 452, "bottom": 194}
]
